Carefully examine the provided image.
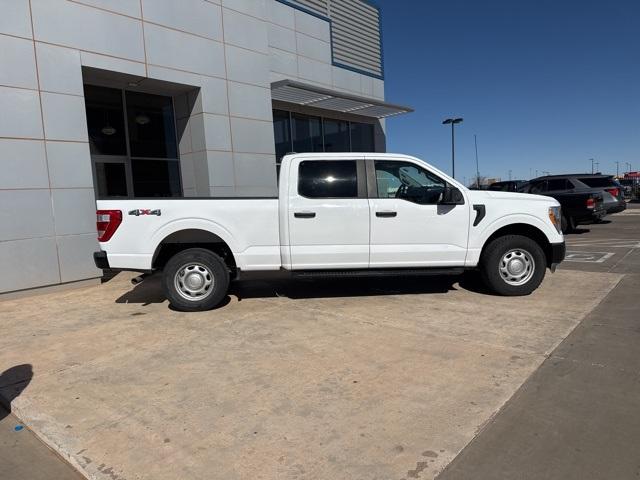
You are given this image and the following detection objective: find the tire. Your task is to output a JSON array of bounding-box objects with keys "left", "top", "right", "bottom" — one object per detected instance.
[
  {"left": 561, "top": 215, "right": 574, "bottom": 234},
  {"left": 480, "top": 235, "right": 546, "bottom": 296},
  {"left": 162, "top": 248, "right": 230, "bottom": 311}
]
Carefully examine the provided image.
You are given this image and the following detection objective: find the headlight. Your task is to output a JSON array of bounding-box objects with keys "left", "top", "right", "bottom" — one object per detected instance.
[{"left": 548, "top": 206, "right": 562, "bottom": 234}]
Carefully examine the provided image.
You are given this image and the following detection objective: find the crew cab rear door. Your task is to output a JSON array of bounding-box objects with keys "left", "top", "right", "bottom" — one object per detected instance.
[
  {"left": 366, "top": 156, "right": 470, "bottom": 267},
  {"left": 287, "top": 157, "right": 369, "bottom": 269}
]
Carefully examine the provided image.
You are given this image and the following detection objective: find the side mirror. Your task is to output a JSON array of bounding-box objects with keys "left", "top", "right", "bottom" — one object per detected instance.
[{"left": 440, "top": 186, "right": 465, "bottom": 205}]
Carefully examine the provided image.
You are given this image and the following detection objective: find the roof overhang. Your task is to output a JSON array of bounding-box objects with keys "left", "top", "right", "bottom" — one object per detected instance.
[{"left": 270, "top": 80, "right": 413, "bottom": 119}]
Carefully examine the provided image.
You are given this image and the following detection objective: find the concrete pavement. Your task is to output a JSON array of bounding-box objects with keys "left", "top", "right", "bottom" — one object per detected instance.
[{"left": 0, "top": 265, "right": 619, "bottom": 479}]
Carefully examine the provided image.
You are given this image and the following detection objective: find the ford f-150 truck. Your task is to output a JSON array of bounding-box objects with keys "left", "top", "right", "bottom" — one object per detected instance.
[{"left": 94, "top": 153, "right": 565, "bottom": 311}]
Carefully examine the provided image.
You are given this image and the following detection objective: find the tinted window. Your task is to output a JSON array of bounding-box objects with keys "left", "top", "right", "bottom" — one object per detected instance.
[
  {"left": 529, "top": 181, "right": 546, "bottom": 194},
  {"left": 350, "top": 122, "right": 375, "bottom": 152},
  {"left": 298, "top": 161, "right": 358, "bottom": 198},
  {"left": 273, "top": 110, "right": 292, "bottom": 163},
  {"left": 126, "top": 91, "right": 177, "bottom": 158},
  {"left": 375, "top": 161, "right": 445, "bottom": 205},
  {"left": 131, "top": 159, "right": 181, "bottom": 197},
  {"left": 323, "top": 119, "right": 350, "bottom": 152},
  {"left": 84, "top": 85, "right": 127, "bottom": 156},
  {"left": 292, "top": 113, "right": 323, "bottom": 153},
  {"left": 95, "top": 162, "right": 127, "bottom": 197},
  {"left": 578, "top": 177, "right": 614, "bottom": 188},
  {"left": 546, "top": 179, "right": 570, "bottom": 191},
  {"left": 488, "top": 182, "right": 508, "bottom": 191},
  {"left": 85, "top": 86, "right": 182, "bottom": 198}
]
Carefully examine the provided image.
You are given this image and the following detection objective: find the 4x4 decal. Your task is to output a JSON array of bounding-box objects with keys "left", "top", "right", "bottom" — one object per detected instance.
[{"left": 128, "top": 209, "right": 161, "bottom": 216}]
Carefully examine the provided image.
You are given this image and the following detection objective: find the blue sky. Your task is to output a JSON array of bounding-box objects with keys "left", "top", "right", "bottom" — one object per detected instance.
[{"left": 376, "top": 0, "right": 639, "bottom": 183}]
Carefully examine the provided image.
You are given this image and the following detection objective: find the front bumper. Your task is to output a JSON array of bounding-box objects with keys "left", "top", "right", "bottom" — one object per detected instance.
[
  {"left": 550, "top": 241, "right": 566, "bottom": 271},
  {"left": 94, "top": 251, "right": 110, "bottom": 269}
]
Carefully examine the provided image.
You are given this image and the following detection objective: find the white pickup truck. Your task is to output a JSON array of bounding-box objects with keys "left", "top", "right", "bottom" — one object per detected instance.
[{"left": 94, "top": 153, "right": 565, "bottom": 311}]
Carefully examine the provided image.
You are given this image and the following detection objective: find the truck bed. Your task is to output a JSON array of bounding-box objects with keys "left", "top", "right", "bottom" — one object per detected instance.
[{"left": 96, "top": 198, "right": 281, "bottom": 271}]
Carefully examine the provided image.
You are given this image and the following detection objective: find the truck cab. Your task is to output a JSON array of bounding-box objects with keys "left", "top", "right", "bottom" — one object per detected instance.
[{"left": 95, "top": 153, "right": 565, "bottom": 311}]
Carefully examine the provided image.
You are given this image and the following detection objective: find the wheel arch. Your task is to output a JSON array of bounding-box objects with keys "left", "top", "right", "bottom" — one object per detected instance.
[
  {"left": 152, "top": 228, "right": 237, "bottom": 274},
  {"left": 481, "top": 223, "right": 555, "bottom": 268}
]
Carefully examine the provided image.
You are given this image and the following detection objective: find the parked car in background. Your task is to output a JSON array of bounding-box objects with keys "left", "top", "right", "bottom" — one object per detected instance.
[
  {"left": 573, "top": 175, "right": 627, "bottom": 213},
  {"left": 618, "top": 178, "right": 634, "bottom": 199},
  {"left": 488, "top": 180, "right": 528, "bottom": 192},
  {"left": 518, "top": 175, "right": 606, "bottom": 233}
]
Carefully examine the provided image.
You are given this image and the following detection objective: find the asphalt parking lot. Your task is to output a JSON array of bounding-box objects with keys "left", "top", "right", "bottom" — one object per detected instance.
[
  {"left": 561, "top": 208, "right": 640, "bottom": 274},
  {"left": 0, "top": 205, "right": 638, "bottom": 480}
]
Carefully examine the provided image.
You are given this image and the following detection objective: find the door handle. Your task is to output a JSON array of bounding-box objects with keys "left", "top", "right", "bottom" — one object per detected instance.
[
  {"left": 376, "top": 211, "right": 397, "bottom": 218},
  {"left": 294, "top": 211, "right": 316, "bottom": 218}
]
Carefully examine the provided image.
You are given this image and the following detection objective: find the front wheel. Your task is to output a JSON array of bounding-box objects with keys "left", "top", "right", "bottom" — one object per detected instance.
[
  {"left": 480, "top": 235, "right": 546, "bottom": 296},
  {"left": 162, "top": 248, "right": 230, "bottom": 311}
]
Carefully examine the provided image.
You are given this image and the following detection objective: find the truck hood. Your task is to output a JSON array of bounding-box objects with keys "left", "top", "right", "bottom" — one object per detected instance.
[{"left": 467, "top": 189, "right": 560, "bottom": 206}]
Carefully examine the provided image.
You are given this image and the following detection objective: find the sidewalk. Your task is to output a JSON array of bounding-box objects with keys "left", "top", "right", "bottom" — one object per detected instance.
[{"left": 0, "top": 407, "right": 83, "bottom": 480}]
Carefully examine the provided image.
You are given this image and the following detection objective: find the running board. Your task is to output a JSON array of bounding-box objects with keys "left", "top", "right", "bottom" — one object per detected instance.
[{"left": 292, "top": 268, "right": 465, "bottom": 278}]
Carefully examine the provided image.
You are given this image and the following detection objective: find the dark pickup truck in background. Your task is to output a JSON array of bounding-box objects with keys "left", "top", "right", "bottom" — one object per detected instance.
[
  {"left": 488, "top": 180, "right": 528, "bottom": 192},
  {"left": 518, "top": 175, "right": 607, "bottom": 233}
]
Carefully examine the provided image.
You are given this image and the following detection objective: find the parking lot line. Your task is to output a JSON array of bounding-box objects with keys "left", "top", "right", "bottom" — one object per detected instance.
[
  {"left": 566, "top": 239, "right": 640, "bottom": 248},
  {"left": 564, "top": 251, "right": 615, "bottom": 263}
]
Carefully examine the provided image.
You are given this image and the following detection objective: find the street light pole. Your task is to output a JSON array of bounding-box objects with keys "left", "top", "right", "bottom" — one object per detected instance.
[
  {"left": 474, "top": 134, "right": 480, "bottom": 188},
  {"left": 442, "top": 117, "right": 463, "bottom": 178},
  {"left": 508, "top": 169, "right": 512, "bottom": 181},
  {"left": 615, "top": 161, "right": 619, "bottom": 177},
  {"left": 590, "top": 158, "right": 595, "bottom": 174}
]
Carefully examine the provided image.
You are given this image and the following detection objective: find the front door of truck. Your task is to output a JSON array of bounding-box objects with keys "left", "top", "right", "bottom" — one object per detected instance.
[
  {"left": 367, "top": 157, "right": 470, "bottom": 267},
  {"left": 288, "top": 157, "right": 369, "bottom": 269}
]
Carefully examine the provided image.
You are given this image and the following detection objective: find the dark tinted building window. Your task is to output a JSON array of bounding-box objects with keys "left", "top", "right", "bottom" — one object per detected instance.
[
  {"left": 273, "top": 110, "right": 292, "bottom": 162},
  {"left": 298, "top": 160, "right": 358, "bottom": 198},
  {"left": 84, "top": 85, "right": 127, "bottom": 156},
  {"left": 323, "top": 119, "right": 350, "bottom": 152},
  {"left": 126, "top": 91, "right": 177, "bottom": 159},
  {"left": 95, "top": 163, "right": 127, "bottom": 197},
  {"left": 350, "top": 122, "right": 374, "bottom": 151},
  {"left": 271, "top": 109, "right": 377, "bottom": 176},
  {"left": 132, "top": 159, "right": 181, "bottom": 197},
  {"left": 84, "top": 85, "right": 182, "bottom": 199},
  {"left": 292, "top": 113, "right": 323, "bottom": 154}
]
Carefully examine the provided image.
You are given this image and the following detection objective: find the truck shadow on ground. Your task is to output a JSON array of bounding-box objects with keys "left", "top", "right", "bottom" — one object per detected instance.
[
  {"left": 115, "top": 272, "right": 489, "bottom": 309},
  {"left": 0, "top": 364, "right": 33, "bottom": 421},
  {"left": 565, "top": 227, "right": 591, "bottom": 235}
]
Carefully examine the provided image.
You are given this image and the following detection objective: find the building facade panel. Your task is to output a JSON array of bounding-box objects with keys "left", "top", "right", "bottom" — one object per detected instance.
[
  {"left": 0, "top": 139, "right": 48, "bottom": 190},
  {"left": 0, "top": 35, "right": 38, "bottom": 90},
  {"left": 0, "top": 190, "right": 55, "bottom": 241},
  {"left": 0, "top": 237, "right": 61, "bottom": 292},
  {"left": 36, "top": 43, "right": 85, "bottom": 96}
]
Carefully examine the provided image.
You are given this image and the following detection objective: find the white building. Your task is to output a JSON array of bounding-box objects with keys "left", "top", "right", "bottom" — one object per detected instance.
[{"left": 0, "top": 0, "right": 411, "bottom": 294}]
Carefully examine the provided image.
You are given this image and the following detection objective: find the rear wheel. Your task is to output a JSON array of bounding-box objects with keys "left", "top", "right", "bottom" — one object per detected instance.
[
  {"left": 480, "top": 235, "right": 546, "bottom": 296},
  {"left": 162, "top": 248, "right": 230, "bottom": 311}
]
